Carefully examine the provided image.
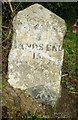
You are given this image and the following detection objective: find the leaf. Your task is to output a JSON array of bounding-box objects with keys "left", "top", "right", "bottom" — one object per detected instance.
[{"left": 0, "top": 83, "right": 6, "bottom": 89}]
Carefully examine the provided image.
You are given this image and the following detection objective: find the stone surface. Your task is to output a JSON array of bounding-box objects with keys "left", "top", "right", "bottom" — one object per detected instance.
[{"left": 8, "top": 4, "right": 66, "bottom": 106}]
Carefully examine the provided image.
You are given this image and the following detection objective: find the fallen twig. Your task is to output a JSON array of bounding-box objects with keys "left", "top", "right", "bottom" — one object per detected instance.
[{"left": 62, "top": 74, "right": 68, "bottom": 77}]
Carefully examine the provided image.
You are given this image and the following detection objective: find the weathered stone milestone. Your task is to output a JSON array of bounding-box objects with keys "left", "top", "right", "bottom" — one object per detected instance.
[{"left": 8, "top": 4, "right": 66, "bottom": 107}]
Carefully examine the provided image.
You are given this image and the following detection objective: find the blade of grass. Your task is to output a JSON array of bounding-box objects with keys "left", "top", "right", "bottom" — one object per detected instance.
[
  {"left": 13, "top": 2, "right": 21, "bottom": 13},
  {"left": 2, "top": 29, "right": 11, "bottom": 43},
  {"left": 8, "top": 0, "right": 13, "bottom": 13},
  {"left": 2, "top": 26, "right": 9, "bottom": 28}
]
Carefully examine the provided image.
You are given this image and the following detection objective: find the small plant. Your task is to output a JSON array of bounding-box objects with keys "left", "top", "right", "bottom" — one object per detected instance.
[
  {"left": 18, "top": 111, "right": 49, "bottom": 120},
  {"left": 62, "top": 79, "right": 77, "bottom": 93}
]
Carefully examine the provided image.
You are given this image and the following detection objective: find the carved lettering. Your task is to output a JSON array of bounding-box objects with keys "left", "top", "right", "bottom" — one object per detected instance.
[
  {"left": 15, "top": 43, "right": 61, "bottom": 52},
  {"left": 46, "top": 44, "right": 52, "bottom": 51}
]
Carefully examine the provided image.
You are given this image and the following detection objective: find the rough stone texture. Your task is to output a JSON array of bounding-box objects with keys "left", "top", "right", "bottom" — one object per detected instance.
[{"left": 8, "top": 4, "right": 66, "bottom": 107}]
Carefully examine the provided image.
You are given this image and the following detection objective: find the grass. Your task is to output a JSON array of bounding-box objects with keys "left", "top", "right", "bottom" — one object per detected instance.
[
  {"left": 63, "top": 24, "right": 77, "bottom": 76},
  {"left": 62, "top": 23, "right": 78, "bottom": 93}
]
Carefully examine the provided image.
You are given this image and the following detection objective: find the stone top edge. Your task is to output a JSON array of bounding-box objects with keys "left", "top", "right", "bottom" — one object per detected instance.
[
  {"left": 13, "top": 3, "right": 66, "bottom": 24},
  {"left": 13, "top": 3, "right": 67, "bottom": 37}
]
